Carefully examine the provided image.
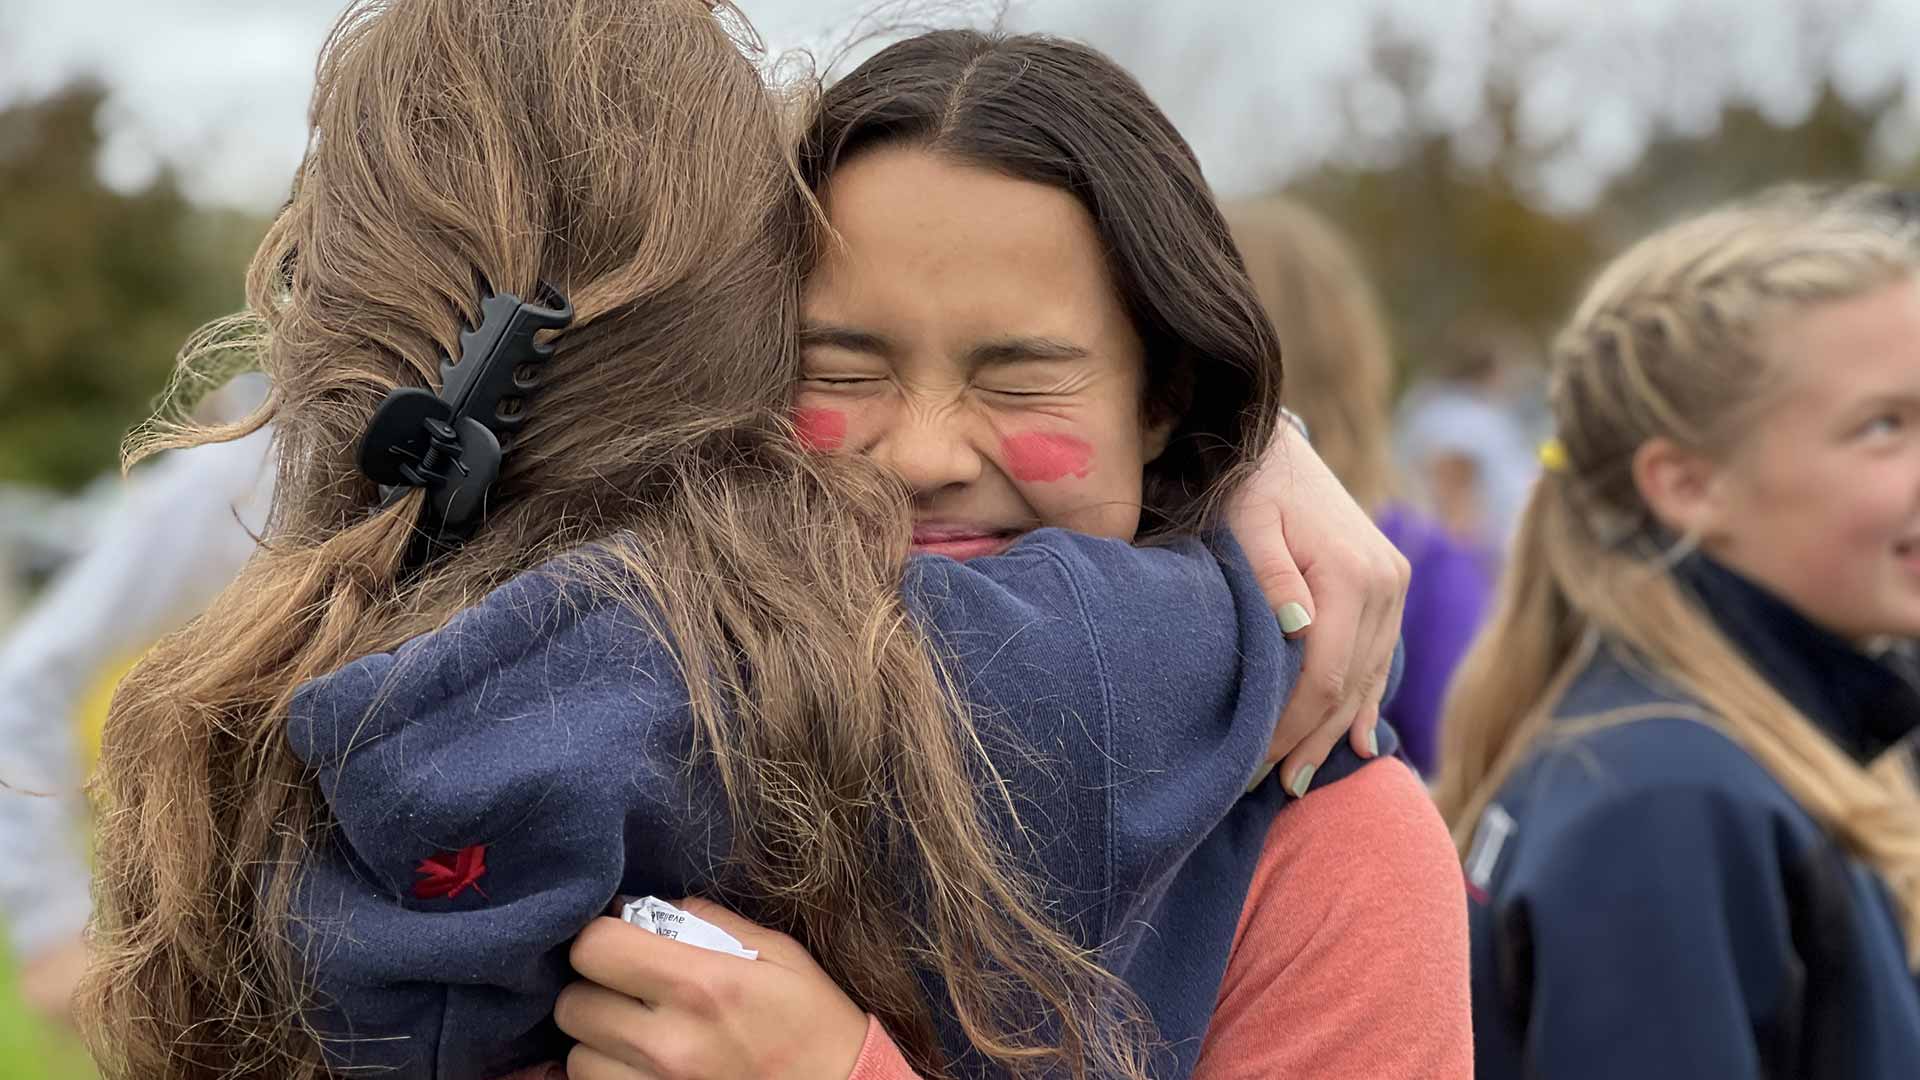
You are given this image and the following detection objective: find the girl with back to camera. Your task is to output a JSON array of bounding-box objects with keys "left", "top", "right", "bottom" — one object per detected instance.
[
  {"left": 550, "top": 30, "right": 1472, "bottom": 1080},
  {"left": 78, "top": 4, "right": 1422, "bottom": 1079},
  {"left": 1436, "top": 191, "right": 1920, "bottom": 1079}
]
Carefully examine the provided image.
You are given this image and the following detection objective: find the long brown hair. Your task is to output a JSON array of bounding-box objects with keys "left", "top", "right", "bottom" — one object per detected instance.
[
  {"left": 1227, "top": 196, "right": 1397, "bottom": 510},
  {"left": 798, "top": 30, "right": 1286, "bottom": 538},
  {"left": 81, "top": 3, "right": 1145, "bottom": 1076},
  {"left": 1432, "top": 193, "right": 1920, "bottom": 965}
]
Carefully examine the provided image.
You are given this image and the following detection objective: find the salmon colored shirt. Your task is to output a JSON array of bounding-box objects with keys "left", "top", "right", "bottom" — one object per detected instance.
[
  {"left": 849, "top": 756, "right": 1473, "bottom": 1080},
  {"left": 511, "top": 756, "right": 1472, "bottom": 1080}
]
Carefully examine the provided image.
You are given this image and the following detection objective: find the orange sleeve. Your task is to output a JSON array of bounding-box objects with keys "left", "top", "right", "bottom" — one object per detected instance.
[
  {"left": 1191, "top": 756, "right": 1473, "bottom": 1080},
  {"left": 847, "top": 1014, "right": 923, "bottom": 1080}
]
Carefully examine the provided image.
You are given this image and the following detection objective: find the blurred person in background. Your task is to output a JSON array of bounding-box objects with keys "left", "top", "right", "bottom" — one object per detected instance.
[
  {"left": 1228, "top": 196, "right": 1493, "bottom": 777},
  {"left": 0, "top": 373, "right": 271, "bottom": 1026},
  {"left": 1395, "top": 319, "right": 1541, "bottom": 555},
  {"left": 1435, "top": 191, "right": 1920, "bottom": 1078}
]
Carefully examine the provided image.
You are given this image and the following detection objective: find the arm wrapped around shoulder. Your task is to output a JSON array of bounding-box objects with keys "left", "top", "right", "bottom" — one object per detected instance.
[{"left": 902, "top": 528, "right": 1393, "bottom": 938}]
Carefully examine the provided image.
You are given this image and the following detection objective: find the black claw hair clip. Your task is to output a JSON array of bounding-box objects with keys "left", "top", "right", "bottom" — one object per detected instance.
[{"left": 357, "top": 281, "right": 573, "bottom": 564}]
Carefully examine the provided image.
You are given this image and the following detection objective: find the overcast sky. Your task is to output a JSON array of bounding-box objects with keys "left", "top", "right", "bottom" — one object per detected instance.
[{"left": 6, "top": 0, "right": 1920, "bottom": 214}]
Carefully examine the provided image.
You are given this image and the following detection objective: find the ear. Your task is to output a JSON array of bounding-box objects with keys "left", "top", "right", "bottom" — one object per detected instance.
[
  {"left": 1632, "top": 436, "right": 1728, "bottom": 539},
  {"left": 1140, "top": 361, "right": 1193, "bottom": 466},
  {"left": 1142, "top": 412, "right": 1176, "bottom": 464}
]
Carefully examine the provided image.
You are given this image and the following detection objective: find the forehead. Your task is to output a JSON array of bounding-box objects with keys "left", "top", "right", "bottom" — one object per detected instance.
[
  {"left": 806, "top": 146, "right": 1127, "bottom": 331},
  {"left": 1762, "top": 277, "right": 1920, "bottom": 407}
]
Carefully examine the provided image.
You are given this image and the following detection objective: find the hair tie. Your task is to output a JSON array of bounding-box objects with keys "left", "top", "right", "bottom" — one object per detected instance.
[
  {"left": 357, "top": 281, "right": 573, "bottom": 566},
  {"left": 1537, "top": 438, "right": 1569, "bottom": 473}
]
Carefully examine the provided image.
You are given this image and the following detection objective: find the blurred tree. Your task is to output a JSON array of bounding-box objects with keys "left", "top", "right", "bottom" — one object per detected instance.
[
  {"left": 1284, "top": 86, "right": 1920, "bottom": 383},
  {"left": 0, "top": 83, "right": 263, "bottom": 491}
]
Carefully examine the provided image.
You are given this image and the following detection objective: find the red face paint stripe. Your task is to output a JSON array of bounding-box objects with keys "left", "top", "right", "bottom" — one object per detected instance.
[
  {"left": 1001, "top": 432, "right": 1094, "bottom": 483},
  {"left": 792, "top": 407, "right": 848, "bottom": 452}
]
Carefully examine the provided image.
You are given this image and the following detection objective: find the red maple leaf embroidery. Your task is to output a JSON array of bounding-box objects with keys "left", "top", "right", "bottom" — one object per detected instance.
[{"left": 412, "top": 844, "right": 490, "bottom": 901}]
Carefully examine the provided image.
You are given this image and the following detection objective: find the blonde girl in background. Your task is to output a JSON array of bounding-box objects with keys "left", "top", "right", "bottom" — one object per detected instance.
[
  {"left": 1228, "top": 197, "right": 1493, "bottom": 776},
  {"left": 1435, "top": 190, "right": 1920, "bottom": 1079}
]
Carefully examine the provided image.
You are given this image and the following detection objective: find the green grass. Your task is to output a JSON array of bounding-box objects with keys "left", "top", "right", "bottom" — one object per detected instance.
[{"left": 0, "top": 946, "right": 95, "bottom": 1080}]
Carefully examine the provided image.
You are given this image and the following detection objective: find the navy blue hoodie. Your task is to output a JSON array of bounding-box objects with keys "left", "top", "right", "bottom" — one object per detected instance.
[
  {"left": 285, "top": 527, "right": 1398, "bottom": 1078},
  {"left": 1466, "top": 554, "right": 1920, "bottom": 1079}
]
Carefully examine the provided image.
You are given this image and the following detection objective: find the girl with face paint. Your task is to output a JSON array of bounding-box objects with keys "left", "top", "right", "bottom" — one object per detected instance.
[{"left": 549, "top": 30, "right": 1470, "bottom": 1080}]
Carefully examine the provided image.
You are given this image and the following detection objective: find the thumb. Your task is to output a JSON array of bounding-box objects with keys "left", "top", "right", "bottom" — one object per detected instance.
[
  {"left": 1247, "top": 550, "right": 1315, "bottom": 638},
  {"left": 1229, "top": 493, "right": 1316, "bottom": 638}
]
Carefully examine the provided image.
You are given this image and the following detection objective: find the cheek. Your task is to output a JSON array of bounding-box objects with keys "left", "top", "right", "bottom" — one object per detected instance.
[
  {"left": 792, "top": 407, "right": 848, "bottom": 453},
  {"left": 1000, "top": 432, "right": 1095, "bottom": 483},
  {"left": 1719, "top": 455, "right": 1906, "bottom": 598}
]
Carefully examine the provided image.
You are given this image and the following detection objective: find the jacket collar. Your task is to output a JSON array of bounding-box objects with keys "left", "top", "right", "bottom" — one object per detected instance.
[{"left": 1675, "top": 553, "right": 1920, "bottom": 764}]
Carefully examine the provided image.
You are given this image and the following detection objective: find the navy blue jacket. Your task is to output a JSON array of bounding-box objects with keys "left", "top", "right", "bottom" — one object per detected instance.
[
  {"left": 286, "top": 527, "right": 1397, "bottom": 1078},
  {"left": 1466, "top": 555, "right": 1920, "bottom": 1079}
]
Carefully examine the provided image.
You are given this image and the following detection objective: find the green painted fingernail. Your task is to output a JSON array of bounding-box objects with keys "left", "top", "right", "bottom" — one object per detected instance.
[
  {"left": 1366, "top": 727, "right": 1379, "bottom": 758},
  {"left": 1278, "top": 603, "right": 1312, "bottom": 634},
  {"left": 1245, "top": 761, "right": 1276, "bottom": 794},
  {"left": 1288, "top": 763, "right": 1316, "bottom": 798}
]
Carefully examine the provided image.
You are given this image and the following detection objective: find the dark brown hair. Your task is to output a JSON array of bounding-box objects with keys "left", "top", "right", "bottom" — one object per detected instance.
[
  {"left": 799, "top": 30, "right": 1285, "bottom": 537},
  {"left": 80, "top": 3, "right": 1142, "bottom": 1077}
]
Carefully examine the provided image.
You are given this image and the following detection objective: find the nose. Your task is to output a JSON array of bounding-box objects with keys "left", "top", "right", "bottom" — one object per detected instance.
[{"left": 869, "top": 402, "right": 984, "bottom": 499}]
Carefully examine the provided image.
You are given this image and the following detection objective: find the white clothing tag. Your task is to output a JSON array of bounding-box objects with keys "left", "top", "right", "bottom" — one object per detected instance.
[
  {"left": 618, "top": 896, "right": 758, "bottom": 960},
  {"left": 1464, "top": 803, "right": 1517, "bottom": 897}
]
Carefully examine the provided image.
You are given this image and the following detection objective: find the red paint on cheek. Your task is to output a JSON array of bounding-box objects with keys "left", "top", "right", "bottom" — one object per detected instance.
[
  {"left": 1001, "top": 432, "right": 1094, "bottom": 483},
  {"left": 792, "top": 407, "right": 848, "bottom": 452}
]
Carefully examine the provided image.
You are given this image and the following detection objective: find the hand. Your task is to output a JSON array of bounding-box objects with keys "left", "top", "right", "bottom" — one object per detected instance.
[
  {"left": 18, "top": 933, "right": 88, "bottom": 1027},
  {"left": 555, "top": 900, "right": 871, "bottom": 1080},
  {"left": 1227, "top": 424, "right": 1410, "bottom": 796}
]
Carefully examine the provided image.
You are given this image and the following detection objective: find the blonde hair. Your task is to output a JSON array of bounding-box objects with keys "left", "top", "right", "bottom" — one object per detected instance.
[
  {"left": 1226, "top": 196, "right": 1397, "bottom": 509},
  {"left": 1433, "top": 191, "right": 1920, "bottom": 967},
  {"left": 79, "top": 2, "right": 1150, "bottom": 1076}
]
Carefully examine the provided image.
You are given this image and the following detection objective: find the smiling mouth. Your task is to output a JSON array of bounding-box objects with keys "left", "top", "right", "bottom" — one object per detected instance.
[{"left": 910, "top": 525, "right": 1021, "bottom": 560}]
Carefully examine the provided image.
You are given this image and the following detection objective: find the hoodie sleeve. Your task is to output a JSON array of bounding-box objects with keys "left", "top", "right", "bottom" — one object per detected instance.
[
  {"left": 1489, "top": 779, "right": 1795, "bottom": 1080},
  {"left": 902, "top": 527, "right": 1394, "bottom": 939},
  {"left": 285, "top": 570, "right": 708, "bottom": 1080}
]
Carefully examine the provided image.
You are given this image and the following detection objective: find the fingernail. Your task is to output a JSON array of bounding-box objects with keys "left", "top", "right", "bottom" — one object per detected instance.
[
  {"left": 1366, "top": 727, "right": 1379, "bottom": 758},
  {"left": 1288, "top": 763, "right": 1316, "bottom": 798},
  {"left": 1245, "top": 761, "right": 1276, "bottom": 794},
  {"left": 1278, "top": 602, "right": 1312, "bottom": 634}
]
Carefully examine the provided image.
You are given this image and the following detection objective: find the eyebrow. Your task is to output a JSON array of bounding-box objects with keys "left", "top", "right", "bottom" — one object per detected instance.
[
  {"left": 799, "top": 323, "right": 894, "bottom": 357},
  {"left": 1846, "top": 389, "right": 1920, "bottom": 414},
  {"left": 965, "top": 336, "right": 1093, "bottom": 366},
  {"left": 800, "top": 324, "right": 1093, "bottom": 368}
]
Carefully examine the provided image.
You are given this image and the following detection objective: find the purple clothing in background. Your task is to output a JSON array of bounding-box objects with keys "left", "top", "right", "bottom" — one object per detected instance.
[{"left": 1378, "top": 502, "right": 1494, "bottom": 776}]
